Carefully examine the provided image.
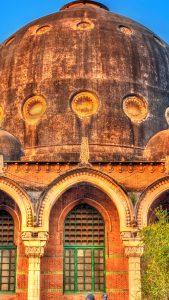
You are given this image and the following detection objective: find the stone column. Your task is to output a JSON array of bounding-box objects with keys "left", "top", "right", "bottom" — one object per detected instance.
[
  {"left": 22, "top": 232, "right": 48, "bottom": 300},
  {"left": 121, "top": 231, "right": 143, "bottom": 300},
  {"left": 125, "top": 245, "right": 143, "bottom": 300}
]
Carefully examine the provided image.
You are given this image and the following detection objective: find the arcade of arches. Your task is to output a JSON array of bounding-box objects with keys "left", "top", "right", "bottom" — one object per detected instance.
[{"left": 0, "top": 170, "right": 169, "bottom": 300}]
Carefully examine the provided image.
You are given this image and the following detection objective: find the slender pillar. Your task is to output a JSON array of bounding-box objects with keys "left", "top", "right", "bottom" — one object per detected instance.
[
  {"left": 121, "top": 231, "right": 143, "bottom": 300},
  {"left": 125, "top": 246, "right": 143, "bottom": 300},
  {"left": 22, "top": 232, "right": 48, "bottom": 300},
  {"left": 27, "top": 254, "right": 41, "bottom": 300}
]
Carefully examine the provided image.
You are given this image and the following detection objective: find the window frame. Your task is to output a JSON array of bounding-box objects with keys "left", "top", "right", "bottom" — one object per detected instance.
[
  {"left": 63, "top": 204, "right": 106, "bottom": 294},
  {"left": 0, "top": 210, "right": 17, "bottom": 294}
]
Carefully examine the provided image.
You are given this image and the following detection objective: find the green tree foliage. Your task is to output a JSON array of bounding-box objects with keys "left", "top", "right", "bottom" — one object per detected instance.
[{"left": 141, "top": 209, "right": 169, "bottom": 300}]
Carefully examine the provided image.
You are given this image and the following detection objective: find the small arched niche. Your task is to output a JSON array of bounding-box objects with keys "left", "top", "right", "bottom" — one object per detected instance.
[{"left": 148, "top": 190, "right": 169, "bottom": 224}]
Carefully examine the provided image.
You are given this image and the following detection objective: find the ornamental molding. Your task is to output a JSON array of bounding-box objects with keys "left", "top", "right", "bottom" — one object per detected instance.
[
  {"left": 22, "top": 231, "right": 49, "bottom": 240},
  {"left": 38, "top": 168, "right": 134, "bottom": 231},
  {"left": 0, "top": 176, "right": 34, "bottom": 228},
  {"left": 124, "top": 246, "right": 144, "bottom": 257},
  {"left": 80, "top": 137, "right": 90, "bottom": 165},
  {"left": 121, "top": 231, "right": 140, "bottom": 240},
  {"left": 136, "top": 176, "right": 169, "bottom": 227},
  {"left": 25, "top": 245, "right": 45, "bottom": 257}
]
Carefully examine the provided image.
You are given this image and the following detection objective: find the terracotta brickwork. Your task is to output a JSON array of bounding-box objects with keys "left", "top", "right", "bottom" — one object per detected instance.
[{"left": 41, "top": 185, "right": 129, "bottom": 300}]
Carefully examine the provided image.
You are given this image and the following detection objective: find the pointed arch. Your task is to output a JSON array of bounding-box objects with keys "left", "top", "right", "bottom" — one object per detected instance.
[
  {"left": 0, "top": 176, "right": 34, "bottom": 230},
  {"left": 38, "top": 168, "right": 134, "bottom": 231},
  {"left": 136, "top": 176, "right": 169, "bottom": 227}
]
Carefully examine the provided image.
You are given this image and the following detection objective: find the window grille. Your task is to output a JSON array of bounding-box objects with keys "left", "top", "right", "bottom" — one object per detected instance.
[
  {"left": 0, "top": 211, "right": 16, "bottom": 292},
  {"left": 64, "top": 204, "right": 105, "bottom": 293}
]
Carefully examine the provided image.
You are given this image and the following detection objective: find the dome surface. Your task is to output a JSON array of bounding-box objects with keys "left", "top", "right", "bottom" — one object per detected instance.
[
  {"left": 0, "top": 130, "right": 24, "bottom": 161},
  {"left": 0, "top": 0, "right": 169, "bottom": 162},
  {"left": 144, "top": 129, "right": 169, "bottom": 161}
]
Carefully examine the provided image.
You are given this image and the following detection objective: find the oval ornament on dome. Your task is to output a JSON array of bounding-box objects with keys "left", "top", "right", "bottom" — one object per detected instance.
[
  {"left": 36, "top": 25, "right": 51, "bottom": 35},
  {"left": 123, "top": 95, "right": 148, "bottom": 123},
  {"left": 71, "top": 92, "right": 99, "bottom": 118},
  {"left": 23, "top": 96, "right": 47, "bottom": 124},
  {"left": 119, "top": 25, "right": 133, "bottom": 36}
]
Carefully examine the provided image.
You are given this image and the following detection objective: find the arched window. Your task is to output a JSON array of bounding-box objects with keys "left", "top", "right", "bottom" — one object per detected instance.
[
  {"left": 0, "top": 210, "right": 16, "bottom": 292},
  {"left": 64, "top": 204, "right": 105, "bottom": 293}
]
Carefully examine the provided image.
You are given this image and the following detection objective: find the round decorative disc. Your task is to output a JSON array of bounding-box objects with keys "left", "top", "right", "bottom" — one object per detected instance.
[
  {"left": 71, "top": 92, "right": 99, "bottom": 118},
  {"left": 123, "top": 95, "right": 148, "bottom": 123},
  {"left": 23, "top": 96, "right": 47, "bottom": 124}
]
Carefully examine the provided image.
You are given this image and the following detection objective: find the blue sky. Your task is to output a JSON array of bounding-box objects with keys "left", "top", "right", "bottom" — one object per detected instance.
[{"left": 0, "top": 0, "right": 169, "bottom": 44}]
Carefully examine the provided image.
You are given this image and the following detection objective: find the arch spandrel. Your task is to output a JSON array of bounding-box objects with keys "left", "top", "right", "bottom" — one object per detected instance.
[
  {"left": 38, "top": 168, "right": 134, "bottom": 231},
  {"left": 0, "top": 176, "right": 34, "bottom": 229},
  {"left": 136, "top": 176, "right": 169, "bottom": 227}
]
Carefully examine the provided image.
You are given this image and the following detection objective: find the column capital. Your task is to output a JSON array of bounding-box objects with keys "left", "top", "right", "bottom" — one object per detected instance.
[
  {"left": 121, "top": 230, "right": 144, "bottom": 257},
  {"left": 22, "top": 231, "right": 48, "bottom": 257}
]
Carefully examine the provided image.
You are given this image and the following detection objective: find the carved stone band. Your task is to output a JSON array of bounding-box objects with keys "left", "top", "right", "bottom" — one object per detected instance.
[{"left": 125, "top": 246, "right": 144, "bottom": 257}]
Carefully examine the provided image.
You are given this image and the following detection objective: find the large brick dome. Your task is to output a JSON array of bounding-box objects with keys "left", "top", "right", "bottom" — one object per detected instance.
[{"left": 0, "top": 0, "right": 169, "bottom": 161}]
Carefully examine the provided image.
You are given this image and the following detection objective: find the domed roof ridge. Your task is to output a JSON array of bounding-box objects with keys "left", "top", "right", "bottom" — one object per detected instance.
[{"left": 60, "top": 0, "right": 109, "bottom": 11}]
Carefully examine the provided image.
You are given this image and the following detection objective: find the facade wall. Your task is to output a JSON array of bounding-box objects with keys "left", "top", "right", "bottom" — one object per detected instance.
[{"left": 0, "top": 164, "right": 169, "bottom": 300}]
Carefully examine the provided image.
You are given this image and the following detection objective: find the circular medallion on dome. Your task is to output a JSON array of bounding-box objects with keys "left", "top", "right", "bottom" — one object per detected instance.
[
  {"left": 119, "top": 25, "right": 133, "bottom": 36},
  {"left": 71, "top": 92, "right": 99, "bottom": 118},
  {"left": 0, "top": 106, "right": 4, "bottom": 125},
  {"left": 76, "top": 21, "right": 94, "bottom": 30},
  {"left": 123, "top": 95, "right": 148, "bottom": 123},
  {"left": 23, "top": 96, "right": 47, "bottom": 124}
]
